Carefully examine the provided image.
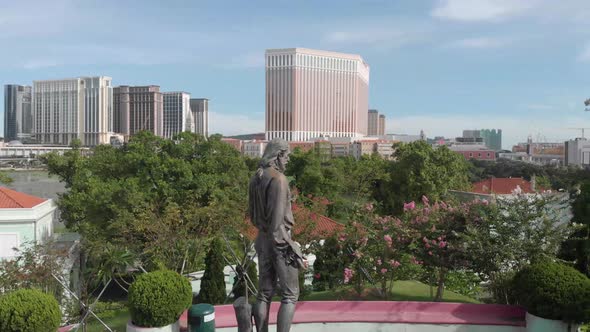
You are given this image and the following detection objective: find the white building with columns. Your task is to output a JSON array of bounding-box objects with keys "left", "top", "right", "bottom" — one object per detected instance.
[
  {"left": 32, "top": 76, "right": 113, "bottom": 146},
  {"left": 163, "top": 92, "right": 193, "bottom": 139}
]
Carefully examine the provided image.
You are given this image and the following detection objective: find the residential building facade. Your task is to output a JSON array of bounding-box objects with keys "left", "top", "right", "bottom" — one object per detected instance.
[
  {"left": 113, "top": 85, "right": 163, "bottom": 138},
  {"left": 32, "top": 76, "right": 113, "bottom": 146},
  {"left": 265, "top": 48, "right": 370, "bottom": 141},
  {"left": 375, "top": 140, "right": 394, "bottom": 159},
  {"left": 4, "top": 85, "right": 32, "bottom": 142},
  {"left": 0, "top": 187, "right": 56, "bottom": 260},
  {"left": 162, "top": 92, "right": 193, "bottom": 139},
  {"left": 351, "top": 140, "right": 376, "bottom": 159},
  {"left": 565, "top": 138, "right": 590, "bottom": 167},
  {"left": 449, "top": 145, "right": 496, "bottom": 161},
  {"left": 190, "top": 98, "right": 209, "bottom": 138},
  {"left": 243, "top": 140, "right": 268, "bottom": 158},
  {"left": 221, "top": 138, "right": 243, "bottom": 152},
  {"left": 288, "top": 141, "right": 314, "bottom": 153}
]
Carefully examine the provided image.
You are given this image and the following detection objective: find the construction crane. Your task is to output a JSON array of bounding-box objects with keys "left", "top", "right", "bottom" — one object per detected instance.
[
  {"left": 567, "top": 128, "right": 590, "bottom": 139},
  {"left": 585, "top": 98, "right": 590, "bottom": 112}
]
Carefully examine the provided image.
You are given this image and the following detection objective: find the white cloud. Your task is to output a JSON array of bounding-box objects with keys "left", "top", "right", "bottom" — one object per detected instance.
[
  {"left": 22, "top": 59, "right": 60, "bottom": 70},
  {"left": 323, "top": 20, "right": 432, "bottom": 49},
  {"left": 446, "top": 37, "right": 512, "bottom": 49},
  {"left": 222, "top": 51, "right": 266, "bottom": 69},
  {"left": 208, "top": 111, "right": 264, "bottom": 136},
  {"left": 326, "top": 29, "right": 408, "bottom": 45},
  {"left": 431, "top": 0, "right": 538, "bottom": 22}
]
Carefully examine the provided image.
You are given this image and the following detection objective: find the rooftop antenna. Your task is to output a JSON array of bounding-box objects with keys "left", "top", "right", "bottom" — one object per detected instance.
[{"left": 566, "top": 128, "right": 590, "bottom": 139}]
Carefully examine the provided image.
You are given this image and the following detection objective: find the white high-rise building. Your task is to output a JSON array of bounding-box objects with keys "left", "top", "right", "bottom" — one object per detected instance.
[
  {"left": 265, "top": 48, "right": 370, "bottom": 141},
  {"left": 163, "top": 92, "right": 193, "bottom": 139},
  {"left": 190, "top": 98, "right": 209, "bottom": 138},
  {"left": 32, "top": 76, "right": 113, "bottom": 146}
]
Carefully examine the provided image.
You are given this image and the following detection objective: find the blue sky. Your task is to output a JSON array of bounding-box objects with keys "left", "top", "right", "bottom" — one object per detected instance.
[{"left": 1, "top": 0, "right": 590, "bottom": 149}]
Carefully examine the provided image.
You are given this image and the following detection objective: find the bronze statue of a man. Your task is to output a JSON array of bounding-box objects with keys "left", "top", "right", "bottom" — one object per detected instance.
[{"left": 249, "top": 138, "right": 304, "bottom": 332}]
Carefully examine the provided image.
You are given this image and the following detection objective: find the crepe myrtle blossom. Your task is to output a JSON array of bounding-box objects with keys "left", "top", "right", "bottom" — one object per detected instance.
[
  {"left": 380, "top": 268, "right": 388, "bottom": 274},
  {"left": 383, "top": 234, "right": 393, "bottom": 248},
  {"left": 403, "top": 201, "right": 416, "bottom": 211},
  {"left": 344, "top": 268, "right": 354, "bottom": 284},
  {"left": 389, "top": 260, "right": 401, "bottom": 268},
  {"left": 422, "top": 195, "right": 429, "bottom": 206}
]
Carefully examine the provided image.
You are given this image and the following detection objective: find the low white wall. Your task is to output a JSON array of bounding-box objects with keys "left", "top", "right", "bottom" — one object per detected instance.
[{"left": 217, "top": 322, "right": 524, "bottom": 332}]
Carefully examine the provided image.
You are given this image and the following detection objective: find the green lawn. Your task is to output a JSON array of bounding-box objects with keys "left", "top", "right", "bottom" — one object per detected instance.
[
  {"left": 85, "top": 309, "right": 129, "bottom": 332},
  {"left": 81, "top": 280, "right": 478, "bottom": 331},
  {"left": 304, "top": 280, "right": 479, "bottom": 303}
]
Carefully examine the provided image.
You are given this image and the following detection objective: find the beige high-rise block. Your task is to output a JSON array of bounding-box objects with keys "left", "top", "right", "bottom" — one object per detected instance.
[{"left": 265, "top": 48, "right": 370, "bottom": 141}]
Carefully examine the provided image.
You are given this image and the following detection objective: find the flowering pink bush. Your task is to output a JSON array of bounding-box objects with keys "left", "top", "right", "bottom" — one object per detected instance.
[
  {"left": 403, "top": 201, "right": 416, "bottom": 211},
  {"left": 343, "top": 268, "right": 354, "bottom": 284},
  {"left": 339, "top": 196, "right": 494, "bottom": 300}
]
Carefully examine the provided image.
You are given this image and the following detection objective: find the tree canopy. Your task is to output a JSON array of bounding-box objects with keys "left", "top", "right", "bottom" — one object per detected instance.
[
  {"left": 377, "top": 141, "right": 471, "bottom": 215},
  {"left": 43, "top": 132, "right": 250, "bottom": 272}
]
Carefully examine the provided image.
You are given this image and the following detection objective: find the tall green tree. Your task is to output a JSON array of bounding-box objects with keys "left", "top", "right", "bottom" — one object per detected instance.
[
  {"left": 43, "top": 132, "right": 249, "bottom": 273},
  {"left": 199, "top": 238, "right": 227, "bottom": 304},
  {"left": 378, "top": 141, "right": 470, "bottom": 215},
  {"left": 560, "top": 181, "right": 590, "bottom": 277}
]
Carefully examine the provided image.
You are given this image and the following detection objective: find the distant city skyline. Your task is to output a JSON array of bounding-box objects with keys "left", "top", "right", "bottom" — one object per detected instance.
[{"left": 1, "top": 0, "right": 590, "bottom": 149}]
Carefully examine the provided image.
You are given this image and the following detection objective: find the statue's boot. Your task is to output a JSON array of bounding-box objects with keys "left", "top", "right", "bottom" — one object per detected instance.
[
  {"left": 252, "top": 301, "right": 270, "bottom": 332},
  {"left": 277, "top": 302, "right": 297, "bottom": 332}
]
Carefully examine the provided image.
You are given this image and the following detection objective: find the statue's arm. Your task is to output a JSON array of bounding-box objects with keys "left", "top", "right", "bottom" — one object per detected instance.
[{"left": 267, "top": 176, "right": 289, "bottom": 247}]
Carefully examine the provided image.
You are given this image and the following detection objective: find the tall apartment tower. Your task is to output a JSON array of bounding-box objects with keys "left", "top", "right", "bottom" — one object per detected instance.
[
  {"left": 4, "top": 85, "right": 32, "bottom": 142},
  {"left": 162, "top": 92, "right": 193, "bottom": 139},
  {"left": 190, "top": 98, "right": 209, "bottom": 138},
  {"left": 378, "top": 114, "right": 385, "bottom": 136},
  {"left": 367, "top": 109, "right": 379, "bottom": 136},
  {"left": 32, "top": 76, "right": 113, "bottom": 146},
  {"left": 114, "top": 86, "right": 163, "bottom": 138},
  {"left": 265, "top": 48, "right": 370, "bottom": 141},
  {"left": 367, "top": 109, "right": 385, "bottom": 136}
]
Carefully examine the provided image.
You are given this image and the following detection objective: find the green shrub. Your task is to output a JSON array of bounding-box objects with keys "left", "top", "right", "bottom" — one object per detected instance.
[
  {"left": 312, "top": 236, "right": 345, "bottom": 291},
  {"left": 128, "top": 270, "right": 192, "bottom": 327},
  {"left": 487, "top": 271, "right": 517, "bottom": 305},
  {"left": 0, "top": 288, "right": 61, "bottom": 332},
  {"left": 199, "top": 238, "right": 227, "bottom": 304},
  {"left": 445, "top": 270, "right": 482, "bottom": 298},
  {"left": 513, "top": 260, "right": 590, "bottom": 323}
]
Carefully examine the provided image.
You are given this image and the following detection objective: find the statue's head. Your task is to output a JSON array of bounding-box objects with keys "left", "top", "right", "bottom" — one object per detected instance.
[{"left": 260, "top": 138, "right": 290, "bottom": 173}]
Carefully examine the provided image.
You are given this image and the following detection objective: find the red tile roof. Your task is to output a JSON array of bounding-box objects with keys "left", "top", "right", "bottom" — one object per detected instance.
[
  {"left": 242, "top": 204, "right": 344, "bottom": 241},
  {"left": 472, "top": 178, "right": 537, "bottom": 195},
  {"left": 0, "top": 187, "right": 47, "bottom": 208}
]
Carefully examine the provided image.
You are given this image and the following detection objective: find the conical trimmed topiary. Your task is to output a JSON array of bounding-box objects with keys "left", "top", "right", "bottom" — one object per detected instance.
[{"left": 199, "top": 237, "right": 227, "bottom": 304}]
